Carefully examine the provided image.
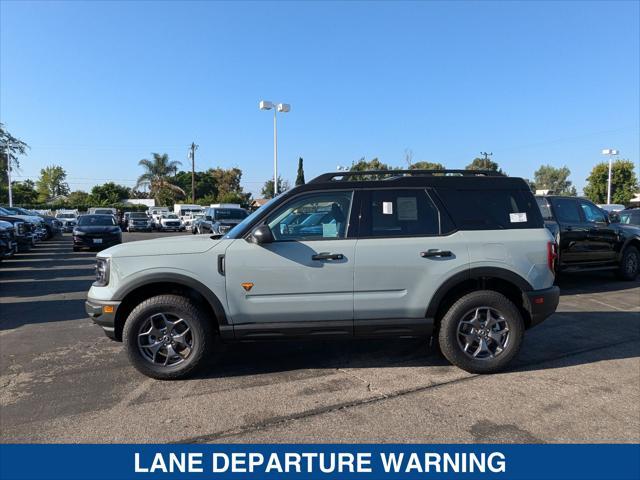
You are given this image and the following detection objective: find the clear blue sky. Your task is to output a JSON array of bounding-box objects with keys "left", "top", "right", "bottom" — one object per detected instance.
[{"left": 1, "top": 0, "right": 638, "bottom": 196}]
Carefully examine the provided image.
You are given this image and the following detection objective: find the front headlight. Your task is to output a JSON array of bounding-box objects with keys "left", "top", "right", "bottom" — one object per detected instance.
[
  {"left": 73, "top": 230, "right": 86, "bottom": 236},
  {"left": 94, "top": 257, "right": 110, "bottom": 287}
]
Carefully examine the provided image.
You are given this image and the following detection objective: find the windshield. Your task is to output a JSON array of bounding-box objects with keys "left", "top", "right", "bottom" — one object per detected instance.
[
  {"left": 78, "top": 215, "right": 117, "bottom": 226},
  {"left": 130, "top": 213, "right": 147, "bottom": 218},
  {"left": 224, "top": 197, "right": 279, "bottom": 239},
  {"left": 164, "top": 214, "right": 179, "bottom": 219},
  {"left": 93, "top": 209, "right": 114, "bottom": 215},
  {"left": 619, "top": 211, "right": 640, "bottom": 225},
  {"left": 212, "top": 208, "right": 248, "bottom": 220},
  {"left": 56, "top": 213, "right": 76, "bottom": 219}
]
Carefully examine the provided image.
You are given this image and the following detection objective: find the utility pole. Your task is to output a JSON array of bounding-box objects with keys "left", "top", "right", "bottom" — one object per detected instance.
[
  {"left": 480, "top": 151, "right": 493, "bottom": 161},
  {"left": 189, "top": 142, "right": 198, "bottom": 203}
]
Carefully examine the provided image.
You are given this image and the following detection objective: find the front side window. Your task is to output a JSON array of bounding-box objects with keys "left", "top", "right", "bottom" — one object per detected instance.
[
  {"left": 266, "top": 191, "right": 353, "bottom": 241},
  {"left": 362, "top": 189, "right": 441, "bottom": 237},
  {"left": 552, "top": 198, "right": 582, "bottom": 223},
  {"left": 580, "top": 201, "right": 606, "bottom": 223}
]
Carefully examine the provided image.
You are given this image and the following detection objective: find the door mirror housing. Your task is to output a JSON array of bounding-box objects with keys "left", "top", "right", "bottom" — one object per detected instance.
[{"left": 250, "top": 225, "right": 274, "bottom": 244}]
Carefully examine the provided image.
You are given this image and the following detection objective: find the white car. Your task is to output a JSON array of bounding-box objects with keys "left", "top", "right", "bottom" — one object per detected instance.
[{"left": 157, "top": 214, "right": 184, "bottom": 232}]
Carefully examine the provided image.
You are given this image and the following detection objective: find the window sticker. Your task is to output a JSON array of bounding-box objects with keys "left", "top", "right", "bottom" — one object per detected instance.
[
  {"left": 509, "top": 212, "right": 527, "bottom": 223},
  {"left": 397, "top": 196, "right": 418, "bottom": 221},
  {"left": 322, "top": 223, "right": 338, "bottom": 238},
  {"left": 382, "top": 202, "right": 394, "bottom": 215}
]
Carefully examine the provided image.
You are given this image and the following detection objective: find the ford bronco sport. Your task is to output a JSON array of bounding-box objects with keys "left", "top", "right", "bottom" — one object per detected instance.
[{"left": 86, "top": 170, "right": 559, "bottom": 379}]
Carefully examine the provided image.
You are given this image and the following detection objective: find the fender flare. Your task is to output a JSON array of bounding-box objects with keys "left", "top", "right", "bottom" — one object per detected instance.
[
  {"left": 113, "top": 272, "right": 229, "bottom": 326},
  {"left": 425, "top": 266, "right": 533, "bottom": 318}
]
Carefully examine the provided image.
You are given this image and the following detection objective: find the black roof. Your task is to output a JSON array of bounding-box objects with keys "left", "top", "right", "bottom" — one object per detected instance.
[{"left": 294, "top": 169, "right": 529, "bottom": 193}]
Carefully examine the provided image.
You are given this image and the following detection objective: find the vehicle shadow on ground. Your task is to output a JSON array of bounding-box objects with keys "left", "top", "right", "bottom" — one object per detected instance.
[
  {"left": 192, "top": 310, "right": 640, "bottom": 380},
  {"left": 557, "top": 271, "right": 640, "bottom": 294},
  {"left": 0, "top": 267, "right": 95, "bottom": 281},
  {"left": 0, "top": 279, "right": 94, "bottom": 297},
  {"left": 0, "top": 299, "right": 89, "bottom": 329}
]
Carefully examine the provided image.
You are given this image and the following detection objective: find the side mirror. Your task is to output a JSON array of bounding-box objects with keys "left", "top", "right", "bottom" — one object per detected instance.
[{"left": 250, "top": 225, "right": 274, "bottom": 244}]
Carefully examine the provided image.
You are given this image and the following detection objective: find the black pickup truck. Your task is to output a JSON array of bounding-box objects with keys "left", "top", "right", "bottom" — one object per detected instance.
[{"left": 536, "top": 195, "right": 640, "bottom": 280}]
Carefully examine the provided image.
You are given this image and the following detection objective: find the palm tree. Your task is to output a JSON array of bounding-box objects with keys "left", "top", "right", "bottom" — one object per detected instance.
[{"left": 136, "top": 153, "right": 185, "bottom": 204}]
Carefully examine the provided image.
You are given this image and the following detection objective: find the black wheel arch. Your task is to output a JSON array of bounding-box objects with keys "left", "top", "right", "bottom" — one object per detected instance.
[
  {"left": 112, "top": 273, "right": 228, "bottom": 341},
  {"left": 426, "top": 267, "right": 535, "bottom": 330}
]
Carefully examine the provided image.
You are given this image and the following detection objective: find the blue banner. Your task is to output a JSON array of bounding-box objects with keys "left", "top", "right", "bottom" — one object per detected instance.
[{"left": 1, "top": 444, "right": 638, "bottom": 480}]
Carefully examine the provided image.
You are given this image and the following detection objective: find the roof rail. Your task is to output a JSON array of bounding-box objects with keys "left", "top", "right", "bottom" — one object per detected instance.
[{"left": 309, "top": 169, "right": 504, "bottom": 183}]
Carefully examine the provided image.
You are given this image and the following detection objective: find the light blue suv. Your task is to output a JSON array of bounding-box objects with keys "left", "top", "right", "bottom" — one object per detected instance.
[{"left": 86, "top": 170, "right": 559, "bottom": 379}]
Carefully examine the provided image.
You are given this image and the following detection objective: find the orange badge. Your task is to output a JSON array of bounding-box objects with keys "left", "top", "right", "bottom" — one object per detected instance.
[{"left": 241, "top": 282, "right": 254, "bottom": 292}]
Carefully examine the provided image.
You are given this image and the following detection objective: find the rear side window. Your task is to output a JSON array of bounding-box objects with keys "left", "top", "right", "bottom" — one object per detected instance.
[
  {"left": 551, "top": 198, "right": 582, "bottom": 223},
  {"left": 435, "top": 188, "right": 543, "bottom": 230},
  {"left": 536, "top": 197, "right": 553, "bottom": 220},
  {"left": 359, "top": 189, "right": 449, "bottom": 237}
]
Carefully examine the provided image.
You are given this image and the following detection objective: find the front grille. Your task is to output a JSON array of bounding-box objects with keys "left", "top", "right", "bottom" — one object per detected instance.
[{"left": 165, "top": 222, "right": 180, "bottom": 227}]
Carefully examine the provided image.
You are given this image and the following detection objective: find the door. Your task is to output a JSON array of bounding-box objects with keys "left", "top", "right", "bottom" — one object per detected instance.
[
  {"left": 549, "top": 197, "right": 588, "bottom": 264},
  {"left": 578, "top": 200, "right": 618, "bottom": 263},
  {"left": 353, "top": 188, "right": 469, "bottom": 335},
  {"left": 225, "top": 190, "right": 356, "bottom": 332}
]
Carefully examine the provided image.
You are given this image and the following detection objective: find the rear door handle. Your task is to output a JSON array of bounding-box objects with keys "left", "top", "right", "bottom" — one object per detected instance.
[
  {"left": 312, "top": 252, "right": 344, "bottom": 261},
  {"left": 420, "top": 249, "right": 453, "bottom": 258}
]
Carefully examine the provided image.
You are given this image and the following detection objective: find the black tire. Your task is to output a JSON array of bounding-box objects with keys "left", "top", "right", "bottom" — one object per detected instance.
[
  {"left": 617, "top": 246, "right": 639, "bottom": 281},
  {"left": 438, "top": 290, "right": 524, "bottom": 374},
  {"left": 123, "top": 294, "right": 214, "bottom": 380},
  {"left": 72, "top": 246, "right": 80, "bottom": 252}
]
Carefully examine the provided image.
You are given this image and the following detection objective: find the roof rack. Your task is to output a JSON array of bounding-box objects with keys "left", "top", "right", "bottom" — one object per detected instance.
[{"left": 309, "top": 169, "right": 504, "bottom": 183}]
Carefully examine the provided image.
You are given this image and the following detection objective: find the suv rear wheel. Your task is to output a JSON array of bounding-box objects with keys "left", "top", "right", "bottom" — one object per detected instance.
[
  {"left": 438, "top": 290, "right": 524, "bottom": 374},
  {"left": 123, "top": 294, "right": 214, "bottom": 380}
]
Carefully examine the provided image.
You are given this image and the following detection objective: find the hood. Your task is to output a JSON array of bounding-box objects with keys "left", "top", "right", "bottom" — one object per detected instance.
[
  {"left": 3, "top": 214, "right": 40, "bottom": 224},
  {"left": 100, "top": 234, "right": 223, "bottom": 258},
  {"left": 617, "top": 223, "right": 640, "bottom": 235},
  {"left": 75, "top": 226, "right": 121, "bottom": 234}
]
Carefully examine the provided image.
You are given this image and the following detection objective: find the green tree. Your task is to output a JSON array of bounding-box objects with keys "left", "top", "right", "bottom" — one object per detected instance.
[
  {"left": 261, "top": 177, "right": 290, "bottom": 199},
  {"left": 583, "top": 160, "right": 638, "bottom": 205},
  {"left": 0, "top": 180, "right": 38, "bottom": 204},
  {"left": 0, "top": 123, "right": 29, "bottom": 181},
  {"left": 466, "top": 157, "right": 504, "bottom": 173},
  {"left": 210, "top": 167, "right": 244, "bottom": 199},
  {"left": 136, "top": 153, "right": 185, "bottom": 206},
  {"left": 410, "top": 161, "right": 445, "bottom": 170},
  {"left": 532, "top": 165, "right": 577, "bottom": 195},
  {"left": 350, "top": 157, "right": 391, "bottom": 171},
  {"left": 295, "top": 157, "right": 306, "bottom": 186},
  {"left": 65, "top": 190, "right": 90, "bottom": 206},
  {"left": 36, "top": 165, "right": 70, "bottom": 202},
  {"left": 89, "top": 182, "right": 131, "bottom": 206}
]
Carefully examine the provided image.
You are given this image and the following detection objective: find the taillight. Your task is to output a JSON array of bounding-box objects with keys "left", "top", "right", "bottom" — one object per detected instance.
[{"left": 547, "top": 241, "right": 557, "bottom": 273}]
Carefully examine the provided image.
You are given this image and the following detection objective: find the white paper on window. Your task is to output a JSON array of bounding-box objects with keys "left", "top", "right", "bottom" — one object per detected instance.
[
  {"left": 382, "top": 202, "right": 393, "bottom": 215},
  {"left": 397, "top": 196, "right": 418, "bottom": 221},
  {"left": 509, "top": 212, "right": 527, "bottom": 223},
  {"left": 322, "top": 223, "right": 338, "bottom": 238}
]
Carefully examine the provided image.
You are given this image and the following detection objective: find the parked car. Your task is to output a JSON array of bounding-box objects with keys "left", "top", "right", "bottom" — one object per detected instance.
[
  {"left": 597, "top": 204, "right": 626, "bottom": 214},
  {"left": 148, "top": 207, "right": 170, "bottom": 229},
  {"left": 618, "top": 208, "right": 640, "bottom": 227},
  {"left": 86, "top": 169, "right": 559, "bottom": 380},
  {"left": 536, "top": 195, "right": 640, "bottom": 280},
  {"left": 0, "top": 206, "right": 47, "bottom": 241},
  {"left": 0, "top": 214, "right": 33, "bottom": 252},
  {"left": 55, "top": 210, "right": 79, "bottom": 232},
  {"left": 192, "top": 206, "right": 249, "bottom": 235},
  {"left": 123, "top": 212, "right": 153, "bottom": 232},
  {"left": 72, "top": 214, "right": 122, "bottom": 251},
  {"left": 0, "top": 220, "right": 18, "bottom": 260},
  {"left": 29, "top": 210, "right": 62, "bottom": 239},
  {"left": 157, "top": 214, "right": 184, "bottom": 232}
]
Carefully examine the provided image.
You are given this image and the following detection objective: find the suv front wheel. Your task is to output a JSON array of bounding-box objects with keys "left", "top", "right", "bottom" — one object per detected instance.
[
  {"left": 438, "top": 290, "right": 524, "bottom": 374},
  {"left": 123, "top": 294, "right": 214, "bottom": 379}
]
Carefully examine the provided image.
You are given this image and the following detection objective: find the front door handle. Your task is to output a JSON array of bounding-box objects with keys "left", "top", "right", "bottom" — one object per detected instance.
[
  {"left": 420, "top": 249, "right": 453, "bottom": 258},
  {"left": 312, "top": 252, "right": 344, "bottom": 261}
]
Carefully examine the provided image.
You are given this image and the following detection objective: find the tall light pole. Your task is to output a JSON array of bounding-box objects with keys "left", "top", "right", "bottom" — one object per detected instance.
[
  {"left": 6, "top": 151, "right": 13, "bottom": 207},
  {"left": 602, "top": 148, "right": 619, "bottom": 204},
  {"left": 259, "top": 100, "right": 290, "bottom": 196}
]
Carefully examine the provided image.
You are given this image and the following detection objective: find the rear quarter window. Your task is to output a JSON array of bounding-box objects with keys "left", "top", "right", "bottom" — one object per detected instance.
[{"left": 435, "top": 188, "right": 543, "bottom": 230}]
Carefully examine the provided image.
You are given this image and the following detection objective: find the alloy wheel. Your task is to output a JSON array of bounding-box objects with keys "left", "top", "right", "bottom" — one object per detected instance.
[
  {"left": 137, "top": 313, "right": 194, "bottom": 367},
  {"left": 456, "top": 307, "right": 511, "bottom": 360}
]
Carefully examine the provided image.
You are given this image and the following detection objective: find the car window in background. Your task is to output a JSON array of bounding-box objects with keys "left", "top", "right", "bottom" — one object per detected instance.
[
  {"left": 535, "top": 197, "right": 554, "bottom": 220},
  {"left": 224, "top": 197, "right": 280, "bottom": 239},
  {"left": 212, "top": 208, "right": 248, "bottom": 220},
  {"left": 619, "top": 211, "right": 640, "bottom": 225},
  {"left": 78, "top": 215, "right": 117, "bottom": 226},
  {"left": 267, "top": 191, "right": 353, "bottom": 241},
  {"left": 552, "top": 198, "right": 582, "bottom": 223},
  {"left": 580, "top": 201, "right": 606, "bottom": 223},
  {"left": 363, "top": 189, "right": 441, "bottom": 237}
]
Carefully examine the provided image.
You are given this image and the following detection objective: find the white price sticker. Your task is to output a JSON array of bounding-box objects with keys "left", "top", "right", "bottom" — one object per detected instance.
[{"left": 509, "top": 212, "right": 527, "bottom": 223}]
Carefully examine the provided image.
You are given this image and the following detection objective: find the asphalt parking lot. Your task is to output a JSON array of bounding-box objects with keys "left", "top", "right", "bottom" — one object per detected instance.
[{"left": 1, "top": 232, "right": 639, "bottom": 443}]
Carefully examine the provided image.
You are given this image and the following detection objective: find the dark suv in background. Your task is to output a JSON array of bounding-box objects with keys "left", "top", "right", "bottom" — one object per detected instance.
[{"left": 536, "top": 195, "right": 640, "bottom": 280}]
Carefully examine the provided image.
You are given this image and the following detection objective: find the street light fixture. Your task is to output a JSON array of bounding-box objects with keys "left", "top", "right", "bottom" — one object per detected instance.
[
  {"left": 602, "top": 148, "right": 619, "bottom": 204},
  {"left": 259, "top": 100, "right": 291, "bottom": 196}
]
